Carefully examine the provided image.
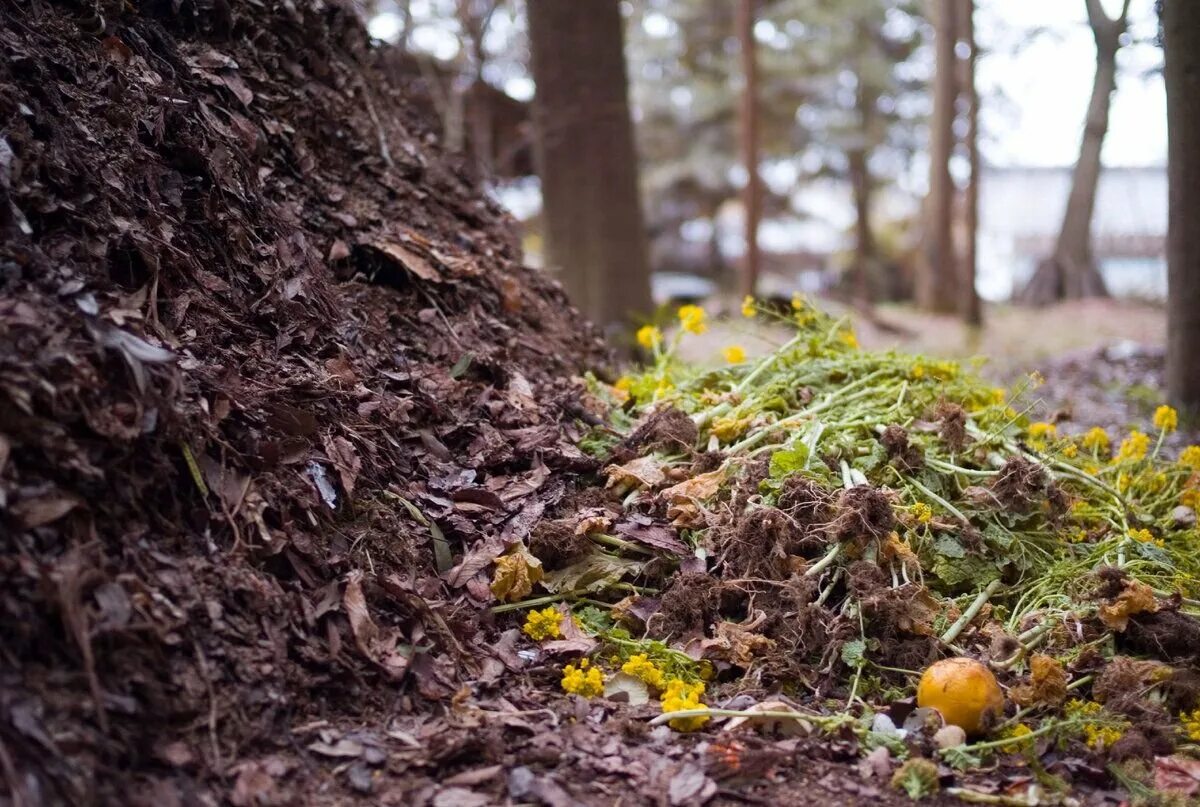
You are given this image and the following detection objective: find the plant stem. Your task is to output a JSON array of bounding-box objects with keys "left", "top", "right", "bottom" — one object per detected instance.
[{"left": 941, "top": 579, "right": 1002, "bottom": 644}]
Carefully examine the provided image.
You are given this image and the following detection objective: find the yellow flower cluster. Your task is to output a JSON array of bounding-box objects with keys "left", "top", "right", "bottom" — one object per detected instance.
[
  {"left": 911, "top": 502, "right": 933, "bottom": 524},
  {"left": 998, "top": 723, "right": 1034, "bottom": 753},
  {"left": 636, "top": 325, "right": 662, "bottom": 350},
  {"left": 1182, "top": 708, "right": 1200, "bottom": 742},
  {"left": 1128, "top": 528, "right": 1164, "bottom": 548},
  {"left": 612, "top": 377, "right": 632, "bottom": 403},
  {"left": 1081, "top": 427, "right": 1110, "bottom": 453},
  {"left": 1154, "top": 405, "right": 1178, "bottom": 433},
  {"left": 661, "top": 679, "right": 708, "bottom": 731},
  {"left": 741, "top": 296, "right": 756, "bottom": 318},
  {"left": 840, "top": 330, "right": 859, "bottom": 349},
  {"left": 1180, "top": 445, "right": 1200, "bottom": 470},
  {"left": 561, "top": 658, "right": 604, "bottom": 698},
  {"left": 1028, "top": 422, "right": 1057, "bottom": 440},
  {"left": 722, "top": 345, "right": 747, "bottom": 364},
  {"left": 1066, "top": 699, "right": 1126, "bottom": 749},
  {"left": 620, "top": 653, "right": 665, "bottom": 689},
  {"left": 1181, "top": 488, "right": 1200, "bottom": 509},
  {"left": 523, "top": 607, "right": 562, "bottom": 641},
  {"left": 1115, "top": 430, "right": 1150, "bottom": 462},
  {"left": 678, "top": 305, "right": 707, "bottom": 335}
]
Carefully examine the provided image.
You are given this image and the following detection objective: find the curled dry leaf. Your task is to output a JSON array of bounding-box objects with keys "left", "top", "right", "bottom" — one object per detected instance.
[
  {"left": 343, "top": 571, "right": 411, "bottom": 678},
  {"left": 1011, "top": 654, "right": 1068, "bottom": 707},
  {"left": 604, "top": 455, "right": 665, "bottom": 492},
  {"left": 490, "top": 547, "right": 543, "bottom": 602},
  {"left": 1098, "top": 578, "right": 1159, "bottom": 631}
]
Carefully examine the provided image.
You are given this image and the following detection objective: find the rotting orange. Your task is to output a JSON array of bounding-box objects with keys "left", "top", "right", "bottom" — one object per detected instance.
[{"left": 916, "top": 658, "right": 1005, "bottom": 736}]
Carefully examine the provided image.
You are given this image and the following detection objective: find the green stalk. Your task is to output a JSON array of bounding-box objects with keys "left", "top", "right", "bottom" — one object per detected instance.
[{"left": 941, "top": 579, "right": 1002, "bottom": 644}]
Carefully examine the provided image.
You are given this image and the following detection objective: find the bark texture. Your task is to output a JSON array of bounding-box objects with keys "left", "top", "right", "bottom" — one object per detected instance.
[
  {"left": 1164, "top": 0, "right": 1200, "bottom": 415},
  {"left": 737, "top": 0, "right": 762, "bottom": 298},
  {"left": 528, "top": 0, "right": 652, "bottom": 332},
  {"left": 916, "top": 0, "right": 959, "bottom": 313},
  {"left": 959, "top": 0, "right": 982, "bottom": 326},
  {"left": 1018, "top": 0, "right": 1129, "bottom": 305}
]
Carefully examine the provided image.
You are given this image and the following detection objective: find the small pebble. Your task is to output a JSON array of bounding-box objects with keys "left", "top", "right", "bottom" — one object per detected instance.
[{"left": 934, "top": 725, "right": 967, "bottom": 749}]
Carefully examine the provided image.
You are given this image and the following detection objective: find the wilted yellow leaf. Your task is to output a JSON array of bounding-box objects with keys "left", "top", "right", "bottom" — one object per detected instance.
[
  {"left": 604, "top": 455, "right": 666, "bottom": 491},
  {"left": 490, "top": 548, "right": 543, "bottom": 602}
]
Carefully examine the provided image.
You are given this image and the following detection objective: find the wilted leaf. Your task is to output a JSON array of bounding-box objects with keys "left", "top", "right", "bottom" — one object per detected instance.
[
  {"left": 1099, "top": 578, "right": 1159, "bottom": 631},
  {"left": 490, "top": 547, "right": 543, "bottom": 602},
  {"left": 1155, "top": 755, "right": 1200, "bottom": 796},
  {"left": 604, "top": 455, "right": 665, "bottom": 491},
  {"left": 343, "top": 571, "right": 411, "bottom": 678},
  {"left": 541, "top": 551, "right": 645, "bottom": 593},
  {"left": 702, "top": 619, "right": 776, "bottom": 667},
  {"left": 1011, "top": 654, "right": 1068, "bottom": 707},
  {"left": 11, "top": 494, "right": 80, "bottom": 529},
  {"left": 661, "top": 467, "right": 725, "bottom": 504}
]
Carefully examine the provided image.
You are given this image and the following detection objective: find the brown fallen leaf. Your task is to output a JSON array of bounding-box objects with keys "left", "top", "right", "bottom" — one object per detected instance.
[
  {"left": 1011, "top": 654, "right": 1068, "bottom": 707},
  {"left": 372, "top": 241, "right": 440, "bottom": 282},
  {"left": 1099, "top": 578, "right": 1159, "bottom": 631},
  {"left": 11, "top": 494, "right": 80, "bottom": 529},
  {"left": 605, "top": 455, "right": 665, "bottom": 491},
  {"left": 343, "top": 571, "right": 410, "bottom": 678}
]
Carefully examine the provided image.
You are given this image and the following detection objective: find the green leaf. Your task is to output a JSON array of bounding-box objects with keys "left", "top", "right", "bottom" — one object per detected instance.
[
  {"left": 449, "top": 352, "right": 474, "bottom": 379},
  {"left": 933, "top": 533, "right": 966, "bottom": 559},
  {"left": 840, "top": 638, "right": 867, "bottom": 670},
  {"left": 769, "top": 445, "right": 809, "bottom": 478}
]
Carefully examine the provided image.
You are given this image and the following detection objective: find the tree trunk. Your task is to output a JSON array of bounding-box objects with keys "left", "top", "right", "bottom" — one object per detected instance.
[
  {"left": 849, "top": 51, "right": 876, "bottom": 308},
  {"left": 1019, "top": 0, "right": 1128, "bottom": 305},
  {"left": 737, "top": 0, "right": 762, "bottom": 299},
  {"left": 959, "top": 0, "right": 982, "bottom": 326},
  {"left": 1164, "top": 0, "right": 1200, "bottom": 416},
  {"left": 527, "top": 0, "right": 653, "bottom": 333},
  {"left": 917, "top": 0, "right": 959, "bottom": 313}
]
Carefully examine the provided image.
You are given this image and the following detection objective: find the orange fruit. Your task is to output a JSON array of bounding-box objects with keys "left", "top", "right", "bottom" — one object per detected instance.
[{"left": 916, "top": 657, "right": 1004, "bottom": 736}]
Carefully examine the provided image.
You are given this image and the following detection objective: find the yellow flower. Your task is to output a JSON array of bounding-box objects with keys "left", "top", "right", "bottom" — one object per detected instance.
[
  {"left": 1069, "top": 528, "right": 1089, "bottom": 543},
  {"left": 522, "top": 607, "right": 562, "bottom": 641},
  {"left": 1084, "top": 724, "right": 1124, "bottom": 749},
  {"left": 741, "top": 296, "right": 756, "bottom": 318},
  {"left": 840, "top": 330, "right": 859, "bottom": 349},
  {"left": 791, "top": 293, "right": 805, "bottom": 311},
  {"left": 1154, "top": 405, "right": 1179, "bottom": 433},
  {"left": 911, "top": 502, "right": 933, "bottom": 524},
  {"left": 998, "top": 723, "right": 1034, "bottom": 753},
  {"left": 721, "top": 345, "right": 747, "bottom": 364},
  {"left": 621, "top": 653, "right": 665, "bottom": 689},
  {"left": 1029, "top": 422, "right": 1057, "bottom": 441},
  {"left": 1081, "top": 427, "right": 1110, "bottom": 454},
  {"left": 1128, "top": 527, "right": 1164, "bottom": 548},
  {"left": 1181, "top": 488, "right": 1200, "bottom": 509},
  {"left": 612, "top": 376, "right": 632, "bottom": 403},
  {"left": 1062, "top": 443, "right": 1078, "bottom": 458},
  {"left": 561, "top": 658, "right": 604, "bottom": 698},
  {"left": 661, "top": 678, "right": 708, "bottom": 731},
  {"left": 1180, "top": 445, "right": 1200, "bottom": 469},
  {"left": 677, "top": 305, "right": 707, "bottom": 335},
  {"left": 1182, "top": 708, "right": 1200, "bottom": 742},
  {"left": 910, "top": 363, "right": 926, "bottom": 380},
  {"left": 992, "top": 388, "right": 1007, "bottom": 404},
  {"left": 1115, "top": 430, "right": 1150, "bottom": 462},
  {"left": 636, "top": 325, "right": 662, "bottom": 350}
]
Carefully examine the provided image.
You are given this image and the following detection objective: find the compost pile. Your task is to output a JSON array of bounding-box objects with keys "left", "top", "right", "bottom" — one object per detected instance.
[
  {"left": 490, "top": 302, "right": 1200, "bottom": 805},
  {"left": 0, "top": 1, "right": 609, "bottom": 803}
]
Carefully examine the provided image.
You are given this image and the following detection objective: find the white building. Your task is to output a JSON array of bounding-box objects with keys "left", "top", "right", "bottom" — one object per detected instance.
[{"left": 978, "top": 165, "right": 1166, "bottom": 301}]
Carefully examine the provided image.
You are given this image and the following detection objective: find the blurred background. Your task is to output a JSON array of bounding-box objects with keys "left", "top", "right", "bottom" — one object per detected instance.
[{"left": 358, "top": 0, "right": 1167, "bottom": 366}]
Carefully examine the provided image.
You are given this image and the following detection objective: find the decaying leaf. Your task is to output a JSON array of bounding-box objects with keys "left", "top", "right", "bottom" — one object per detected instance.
[
  {"left": 1155, "top": 755, "right": 1200, "bottom": 796},
  {"left": 1011, "top": 654, "right": 1068, "bottom": 707},
  {"left": 603, "top": 671, "right": 650, "bottom": 705},
  {"left": 541, "top": 550, "right": 645, "bottom": 593},
  {"left": 604, "top": 455, "right": 665, "bottom": 492},
  {"left": 701, "top": 618, "right": 776, "bottom": 667},
  {"left": 343, "top": 571, "right": 411, "bottom": 679},
  {"left": 1098, "top": 578, "right": 1159, "bottom": 631},
  {"left": 490, "top": 547, "right": 543, "bottom": 602},
  {"left": 661, "top": 467, "right": 726, "bottom": 527}
]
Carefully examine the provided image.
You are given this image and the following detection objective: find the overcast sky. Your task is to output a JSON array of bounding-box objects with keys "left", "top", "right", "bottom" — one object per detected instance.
[{"left": 977, "top": 0, "right": 1164, "bottom": 167}]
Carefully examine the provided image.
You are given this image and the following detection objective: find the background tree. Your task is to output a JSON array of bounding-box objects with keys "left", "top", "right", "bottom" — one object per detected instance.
[
  {"left": 1163, "top": 0, "right": 1200, "bottom": 415},
  {"left": 959, "top": 0, "right": 982, "bottom": 326},
  {"left": 1019, "top": 0, "right": 1131, "bottom": 304},
  {"left": 527, "top": 0, "right": 652, "bottom": 332},
  {"left": 737, "top": 0, "right": 762, "bottom": 297},
  {"left": 917, "top": 0, "right": 959, "bottom": 313}
]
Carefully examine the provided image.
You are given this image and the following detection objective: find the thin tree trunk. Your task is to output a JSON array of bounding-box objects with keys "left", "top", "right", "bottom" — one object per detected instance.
[
  {"left": 527, "top": 0, "right": 652, "bottom": 333},
  {"left": 917, "top": 0, "right": 959, "bottom": 313},
  {"left": 1164, "top": 0, "right": 1200, "bottom": 416},
  {"left": 960, "top": 0, "right": 982, "bottom": 326},
  {"left": 849, "top": 51, "right": 876, "bottom": 308},
  {"left": 737, "top": 0, "right": 762, "bottom": 299},
  {"left": 1019, "top": 0, "right": 1128, "bottom": 305}
]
